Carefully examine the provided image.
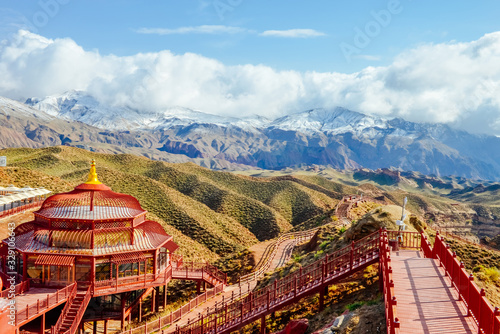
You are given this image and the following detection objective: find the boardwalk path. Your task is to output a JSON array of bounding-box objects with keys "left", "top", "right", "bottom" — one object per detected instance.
[
  {"left": 391, "top": 250, "right": 478, "bottom": 334},
  {"left": 164, "top": 238, "right": 302, "bottom": 333}
]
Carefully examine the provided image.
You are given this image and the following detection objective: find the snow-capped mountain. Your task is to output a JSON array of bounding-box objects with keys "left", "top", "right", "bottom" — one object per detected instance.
[
  {"left": 269, "top": 107, "right": 389, "bottom": 135},
  {"left": 2, "top": 91, "right": 500, "bottom": 180},
  {"left": 25, "top": 90, "right": 263, "bottom": 131},
  {"left": 0, "top": 96, "right": 54, "bottom": 121}
]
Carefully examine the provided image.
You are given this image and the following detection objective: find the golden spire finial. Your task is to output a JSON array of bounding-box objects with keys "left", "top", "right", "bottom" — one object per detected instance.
[{"left": 85, "top": 159, "right": 102, "bottom": 185}]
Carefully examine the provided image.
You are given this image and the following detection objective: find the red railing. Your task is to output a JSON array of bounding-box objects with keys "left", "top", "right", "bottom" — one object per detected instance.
[
  {"left": 93, "top": 265, "right": 172, "bottom": 295},
  {"left": 0, "top": 200, "right": 44, "bottom": 218},
  {"left": 174, "top": 231, "right": 381, "bottom": 334},
  {"left": 63, "top": 287, "right": 91, "bottom": 334},
  {"left": 51, "top": 284, "right": 77, "bottom": 334},
  {"left": 0, "top": 279, "right": 30, "bottom": 298},
  {"left": 15, "top": 282, "right": 76, "bottom": 326},
  {"left": 386, "top": 230, "right": 421, "bottom": 249},
  {"left": 172, "top": 262, "right": 227, "bottom": 286},
  {"left": 119, "top": 283, "right": 225, "bottom": 334},
  {"left": 380, "top": 231, "right": 400, "bottom": 334},
  {"left": 432, "top": 233, "right": 500, "bottom": 334}
]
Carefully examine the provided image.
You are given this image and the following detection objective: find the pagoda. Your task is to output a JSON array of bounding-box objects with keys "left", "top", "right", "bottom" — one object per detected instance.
[{"left": 0, "top": 161, "right": 181, "bottom": 334}]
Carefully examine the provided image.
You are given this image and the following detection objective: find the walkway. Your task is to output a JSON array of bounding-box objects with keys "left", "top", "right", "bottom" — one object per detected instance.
[
  {"left": 391, "top": 250, "right": 478, "bottom": 334},
  {"left": 163, "top": 238, "right": 300, "bottom": 333}
]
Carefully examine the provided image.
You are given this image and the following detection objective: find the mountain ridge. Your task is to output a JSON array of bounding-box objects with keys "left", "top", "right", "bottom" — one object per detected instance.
[{"left": 1, "top": 91, "right": 500, "bottom": 180}]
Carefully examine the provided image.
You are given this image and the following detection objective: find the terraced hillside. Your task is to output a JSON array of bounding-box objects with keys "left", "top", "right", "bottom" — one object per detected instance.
[{"left": 0, "top": 146, "right": 342, "bottom": 261}]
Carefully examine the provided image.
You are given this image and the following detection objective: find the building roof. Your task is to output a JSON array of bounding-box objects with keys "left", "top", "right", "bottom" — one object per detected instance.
[
  {"left": 12, "top": 221, "right": 173, "bottom": 256},
  {"left": 35, "top": 161, "right": 145, "bottom": 221}
]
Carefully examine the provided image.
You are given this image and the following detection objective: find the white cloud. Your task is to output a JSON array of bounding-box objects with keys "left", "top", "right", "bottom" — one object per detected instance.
[
  {"left": 260, "top": 29, "right": 326, "bottom": 38},
  {"left": 2, "top": 30, "right": 500, "bottom": 135},
  {"left": 354, "top": 55, "right": 382, "bottom": 61},
  {"left": 136, "top": 25, "right": 249, "bottom": 35}
]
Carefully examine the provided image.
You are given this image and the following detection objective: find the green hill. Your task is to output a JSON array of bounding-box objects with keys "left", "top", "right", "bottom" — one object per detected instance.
[{"left": 0, "top": 146, "right": 339, "bottom": 261}]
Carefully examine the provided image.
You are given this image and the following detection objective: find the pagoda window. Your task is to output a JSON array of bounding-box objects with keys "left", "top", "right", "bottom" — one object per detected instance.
[
  {"left": 118, "top": 263, "right": 133, "bottom": 278},
  {"left": 75, "top": 258, "right": 91, "bottom": 282},
  {"left": 26, "top": 255, "right": 42, "bottom": 282},
  {"left": 94, "top": 230, "right": 131, "bottom": 248},
  {"left": 41, "top": 265, "right": 70, "bottom": 285},
  {"left": 146, "top": 257, "right": 154, "bottom": 274},
  {"left": 95, "top": 260, "right": 111, "bottom": 281},
  {"left": 158, "top": 248, "right": 170, "bottom": 271}
]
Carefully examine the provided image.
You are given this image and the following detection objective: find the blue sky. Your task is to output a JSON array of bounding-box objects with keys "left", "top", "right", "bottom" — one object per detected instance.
[
  {"left": 3, "top": 0, "right": 500, "bottom": 73},
  {"left": 1, "top": 1, "right": 500, "bottom": 135}
]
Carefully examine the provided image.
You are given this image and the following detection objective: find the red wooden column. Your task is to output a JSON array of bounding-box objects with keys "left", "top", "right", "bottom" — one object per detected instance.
[
  {"left": 121, "top": 292, "right": 127, "bottom": 331},
  {"left": 260, "top": 315, "right": 266, "bottom": 334},
  {"left": 103, "top": 319, "right": 108, "bottom": 334},
  {"left": 22, "top": 253, "right": 27, "bottom": 279},
  {"left": 139, "top": 299, "right": 143, "bottom": 322},
  {"left": 163, "top": 284, "right": 168, "bottom": 310},
  {"left": 151, "top": 288, "right": 156, "bottom": 313},
  {"left": 40, "top": 313, "right": 45, "bottom": 333},
  {"left": 93, "top": 321, "right": 97, "bottom": 334}
]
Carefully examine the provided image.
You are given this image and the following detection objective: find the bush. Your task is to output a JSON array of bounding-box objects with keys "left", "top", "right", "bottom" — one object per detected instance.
[{"left": 484, "top": 267, "right": 500, "bottom": 282}]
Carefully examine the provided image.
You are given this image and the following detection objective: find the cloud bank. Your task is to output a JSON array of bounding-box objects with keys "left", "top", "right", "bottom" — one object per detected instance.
[
  {"left": 136, "top": 25, "right": 249, "bottom": 35},
  {"left": 1, "top": 30, "right": 500, "bottom": 135}
]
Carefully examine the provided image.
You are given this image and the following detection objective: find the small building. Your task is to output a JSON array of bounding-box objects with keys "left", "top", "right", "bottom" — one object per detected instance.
[{"left": 0, "top": 186, "right": 51, "bottom": 217}]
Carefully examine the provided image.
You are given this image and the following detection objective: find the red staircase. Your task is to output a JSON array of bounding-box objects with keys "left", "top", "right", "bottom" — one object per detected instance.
[{"left": 51, "top": 287, "right": 91, "bottom": 334}]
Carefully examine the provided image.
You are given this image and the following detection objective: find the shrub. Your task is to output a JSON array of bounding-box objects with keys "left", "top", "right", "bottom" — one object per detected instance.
[
  {"left": 346, "top": 301, "right": 365, "bottom": 311},
  {"left": 484, "top": 267, "right": 500, "bottom": 282}
]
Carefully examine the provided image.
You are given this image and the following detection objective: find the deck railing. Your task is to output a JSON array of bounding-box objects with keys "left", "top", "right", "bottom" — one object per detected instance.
[
  {"left": 0, "top": 200, "right": 44, "bottom": 218},
  {"left": 0, "top": 279, "right": 30, "bottom": 298},
  {"left": 93, "top": 266, "right": 172, "bottom": 295},
  {"left": 172, "top": 262, "right": 227, "bottom": 286},
  {"left": 380, "top": 231, "right": 400, "bottom": 334},
  {"left": 432, "top": 232, "right": 500, "bottom": 334},
  {"left": 15, "top": 282, "right": 76, "bottom": 326},
  {"left": 120, "top": 283, "right": 225, "bottom": 334},
  {"left": 386, "top": 230, "right": 421, "bottom": 249}
]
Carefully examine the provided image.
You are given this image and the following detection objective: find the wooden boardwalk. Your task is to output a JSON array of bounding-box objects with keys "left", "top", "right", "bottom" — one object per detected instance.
[{"left": 391, "top": 250, "right": 478, "bottom": 334}]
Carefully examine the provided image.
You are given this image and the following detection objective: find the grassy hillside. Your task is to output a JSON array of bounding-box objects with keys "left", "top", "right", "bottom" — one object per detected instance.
[{"left": 0, "top": 146, "right": 340, "bottom": 261}]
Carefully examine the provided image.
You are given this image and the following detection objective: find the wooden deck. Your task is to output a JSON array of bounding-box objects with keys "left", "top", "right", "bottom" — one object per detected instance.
[
  {"left": 15, "top": 288, "right": 59, "bottom": 307},
  {"left": 391, "top": 250, "right": 478, "bottom": 334}
]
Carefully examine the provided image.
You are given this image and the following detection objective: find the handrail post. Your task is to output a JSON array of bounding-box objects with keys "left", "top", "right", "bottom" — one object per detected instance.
[
  {"left": 350, "top": 241, "right": 354, "bottom": 270},
  {"left": 467, "top": 274, "right": 473, "bottom": 316}
]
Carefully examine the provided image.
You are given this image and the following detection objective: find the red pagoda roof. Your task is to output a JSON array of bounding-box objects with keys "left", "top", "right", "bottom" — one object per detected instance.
[
  {"left": 13, "top": 221, "right": 175, "bottom": 256},
  {"left": 35, "top": 160, "right": 146, "bottom": 221},
  {"left": 36, "top": 189, "right": 145, "bottom": 220}
]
